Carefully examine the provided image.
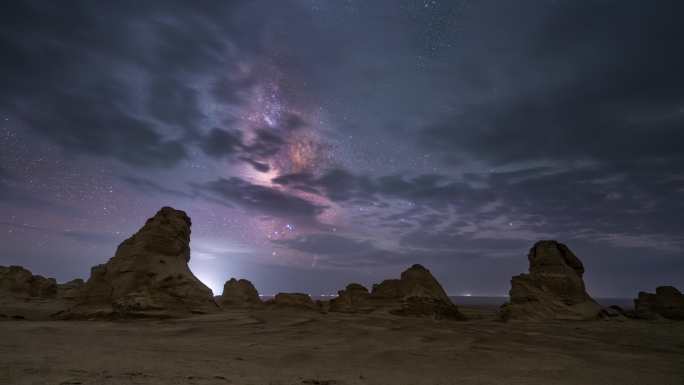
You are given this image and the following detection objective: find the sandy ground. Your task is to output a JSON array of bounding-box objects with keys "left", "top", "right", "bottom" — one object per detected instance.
[{"left": 1, "top": 305, "right": 683, "bottom": 385}]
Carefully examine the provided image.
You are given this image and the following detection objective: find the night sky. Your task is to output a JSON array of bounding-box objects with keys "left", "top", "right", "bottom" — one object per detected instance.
[{"left": 1, "top": 1, "right": 683, "bottom": 297}]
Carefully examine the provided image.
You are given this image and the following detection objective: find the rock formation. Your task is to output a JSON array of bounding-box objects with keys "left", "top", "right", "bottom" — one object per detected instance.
[
  {"left": 219, "top": 278, "right": 261, "bottom": 307},
  {"left": 0, "top": 266, "right": 82, "bottom": 320},
  {"left": 375, "top": 264, "right": 465, "bottom": 320},
  {"left": 62, "top": 207, "right": 218, "bottom": 318},
  {"left": 634, "top": 286, "right": 684, "bottom": 320},
  {"left": 0, "top": 265, "right": 57, "bottom": 299},
  {"left": 500, "top": 240, "right": 601, "bottom": 321},
  {"left": 390, "top": 296, "right": 466, "bottom": 319},
  {"left": 372, "top": 264, "right": 453, "bottom": 302},
  {"left": 330, "top": 264, "right": 466, "bottom": 320},
  {"left": 57, "top": 279, "right": 84, "bottom": 301},
  {"left": 329, "top": 283, "right": 372, "bottom": 313},
  {"left": 269, "top": 292, "right": 317, "bottom": 309}
]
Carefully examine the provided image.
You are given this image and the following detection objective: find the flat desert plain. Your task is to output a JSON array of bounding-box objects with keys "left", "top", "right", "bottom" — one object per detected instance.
[{"left": 1, "top": 305, "right": 683, "bottom": 385}]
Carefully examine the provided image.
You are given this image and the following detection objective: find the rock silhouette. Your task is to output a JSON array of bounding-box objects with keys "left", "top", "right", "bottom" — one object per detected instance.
[
  {"left": 63, "top": 207, "right": 218, "bottom": 318},
  {"left": 500, "top": 240, "right": 601, "bottom": 321},
  {"left": 219, "top": 278, "right": 261, "bottom": 307},
  {"left": 634, "top": 286, "right": 684, "bottom": 320}
]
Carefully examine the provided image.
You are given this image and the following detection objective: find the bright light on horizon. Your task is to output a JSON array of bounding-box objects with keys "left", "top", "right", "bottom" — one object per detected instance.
[{"left": 192, "top": 272, "right": 223, "bottom": 296}]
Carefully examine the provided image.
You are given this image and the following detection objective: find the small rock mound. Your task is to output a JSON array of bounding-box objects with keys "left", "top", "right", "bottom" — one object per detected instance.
[
  {"left": 269, "top": 292, "right": 317, "bottom": 309},
  {"left": 634, "top": 286, "right": 684, "bottom": 320},
  {"left": 219, "top": 278, "right": 261, "bottom": 307},
  {"left": 63, "top": 207, "right": 218, "bottom": 318},
  {"left": 331, "top": 264, "right": 465, "bottom": 320},
  {"left": 500, "top": 240, "right": 601, "bottom": 321},
  {"left": 372, "top": 264, "right": 452, "bottom": 302},
  {"left": 329, "top": 283, "right": 372, "bottom": 313},
  {"left": 0, "top": 265, "right": 57, "bottom": 299}
]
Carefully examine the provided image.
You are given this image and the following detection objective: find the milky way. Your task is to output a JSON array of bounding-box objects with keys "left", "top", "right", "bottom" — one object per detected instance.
[{"left": 1, "top": 1, "right": 683, "bottom": 296}]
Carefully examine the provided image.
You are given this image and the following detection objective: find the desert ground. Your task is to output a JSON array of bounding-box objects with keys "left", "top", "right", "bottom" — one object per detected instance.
[{"left": 2, "top": 303, "right": 683, "bottom": 385}]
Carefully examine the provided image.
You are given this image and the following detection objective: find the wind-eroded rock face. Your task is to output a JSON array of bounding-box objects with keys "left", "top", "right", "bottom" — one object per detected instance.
[
  {"left": 330, "top": 264, "right": 465, "bottom": 320},
  {"left": 219, "top": 278, "right": 261, "bottom": 307},
  {"left": 500, "top": 240, "right": 601, "bottom": 321},
  {"left": 0, "top": 265, "right": 57, "bottom": 299},
  {"left": 634, "top": 286, "right": 684, "bottom": 320},
  {"left": 64, "top": 207, "right": 218, "bottom": 318},
  {"left": 329, "top": 283, "right": 372, "bottom": 313}
]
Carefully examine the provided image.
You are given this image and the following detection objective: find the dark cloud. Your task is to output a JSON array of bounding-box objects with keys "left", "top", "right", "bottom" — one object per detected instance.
[
  {"left": 146, "top": 76, "right": 205, "bottom": 133},
  {"left": 419, "top": 1, "right": 684, "bottom": 167},
  {"left": 273, "top": 233, "right": 421, "bottom": 269},
  {"left": 243, "top": 129, "right": 286, "bottom": 158},
  {"left": 61, "top": 230, "right": 123, "bottom": 245},
  {"left": 119, "top": 176, "right": 194, "bottom": 199},
  {"left": 21, "top": 89, "right": 190, "bottom": 167},
  {"left": 198, "top": 123, "right": 309, "bottom": 172},
  {"left": 196, "top": 177, "right": 326, "bottom": 220},
  {"left": 0, "top": 178, "right": 81, "bottom": 216},
  {"left": 274, "top": 168, "right": 478, "bottom": 209},
  {"left": 274, "top": 164, "right": 684, "bottom": 256},
  {"left": 210, "top": 76, "right": 255, "bottom": 106},
  {"left": 279, "top": 112, "right": 308, "bottom": 132},
  {"left": 274, "top": 233, "right": 376, "bottom": 256},
  {"left": 239, "top": 157, "right": 271, "bottom": 173},
  {"left": 200, "top": 128, "right": 244, "bottom": 158},
  {"left": 273, "top": 169, "right": 376, "bottom": 203},
  {"left": 0, "top": 222, "right": 119, "bottom": 245},
  {"left": 0, "top": 1, "right": 249, "bottom": 167}
]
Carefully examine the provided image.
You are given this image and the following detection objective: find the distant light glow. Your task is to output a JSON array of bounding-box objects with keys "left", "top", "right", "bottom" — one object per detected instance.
[{"left": 192, "top": 271, "right": 223, "bottom": 296}]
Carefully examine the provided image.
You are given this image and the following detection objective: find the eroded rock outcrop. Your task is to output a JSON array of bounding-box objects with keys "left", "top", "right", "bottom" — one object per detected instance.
[
  {"left": 62, "top": 207, "right": 218, "bottom": 318},
  {"left": 0, "top": 265, "right": 57, "bottom": 299},
  {"left": 0, "top": 266, "right": 80, "bottom": 320},
  {"left": 57, "top": 279, "right": 84, "bottom": 301},
  {"left": 329, "top": 283, "right": 372, "bottom": 313},
  {"left": 376, "top": 264, "right": 465, "bottom": 320},
  {"left": 390, "top": 296, "right": 466, "bottom": 319},
  {"left": 219, "top": 278, "right": 261, "bottom": 307},
  {"left": 500, "top": 240, "right": 601, "bottom": 321},
  {"left": 634, "top": 286, "right": 684, "bottom": 320},
  {"left": 330, "top": 264, "right": 465, "bottom": 320},
  {"left": 372, "top": 264, "right": 452, "bottom": 302},
  {"left": 269, "top": 292, "right": 317, "bottom": 309}
]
